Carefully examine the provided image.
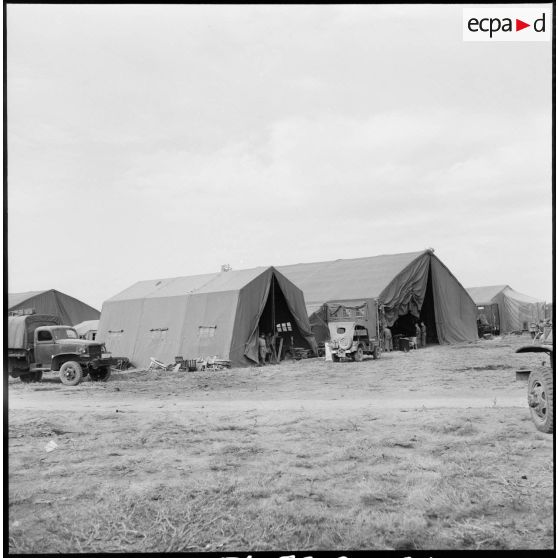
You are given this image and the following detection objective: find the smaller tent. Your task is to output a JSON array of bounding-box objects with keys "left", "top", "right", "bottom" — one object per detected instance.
[
  {"left": 466, "top": 285, "right": 546, "bottom": 334},
  {"left": 8, "top": 290, "right": 100, "bottom": 326},
  {"left": 97, "top": 267, "right": 317, "bottom": 368},
  {"left": 74, "top": 320, "right": 100, "bottom": 340}
]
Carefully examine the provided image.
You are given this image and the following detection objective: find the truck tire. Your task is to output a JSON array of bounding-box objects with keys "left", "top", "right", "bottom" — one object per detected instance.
[
  {"left": 353, "top": 346, "right": 364, "bottom": 362},
  {"left": 90, "top": 367, "right": 111, "bottom": 382},
  {"left": 20, "top": 371, "right": 42, "bottom": 383},
  {"left": 527, "top": 368, "right": 554, "bottom": 434},
  {"left": 59, "top": 361, "right": 83, "bottom": 386}
]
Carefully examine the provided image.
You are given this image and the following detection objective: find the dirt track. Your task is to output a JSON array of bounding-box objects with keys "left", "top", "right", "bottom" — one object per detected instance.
[{"left": 8, "top": 335, "right": 535, "bottom": 412}]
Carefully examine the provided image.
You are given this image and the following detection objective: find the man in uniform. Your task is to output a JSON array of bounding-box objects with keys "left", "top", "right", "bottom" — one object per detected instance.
[
  {"left": 420, "top": 322, "right": 427, "bottom": 348},
  {"left": 382, "top": 324, "right": 393, "bottom": 352},
  {"left": 415, "top": 322, "right": 422, "bottom": 348},
  {"left": 258, "top": 333, "right": 268, "bottom": 365}
]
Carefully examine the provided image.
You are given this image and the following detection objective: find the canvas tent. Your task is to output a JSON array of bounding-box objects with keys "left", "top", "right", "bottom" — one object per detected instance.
[
  {"left": 277, "top": 249, "right": 478, "bottom": 345},
  {"left": 97, "top": 267, "right": 317, "bottom": 368},
  {"left": 8, "top": 289, "right": 100, "bottom": 326},
  {"left": 466, "top": 285, "right": 546, "bottom": 334},
  {"left": 74, "top": 320, "right": 100, "bottom": 340}
]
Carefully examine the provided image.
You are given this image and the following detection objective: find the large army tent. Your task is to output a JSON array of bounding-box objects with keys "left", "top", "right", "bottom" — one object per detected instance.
[
  {"left": 277, "top": 249, "right": 478, "bottom": 344},
  {"left": 8, "top": 289, "right": 100, "bottom": 326},
  {"left": 466, "top": 285, "right": 546, "bottom": 334},
  {"left": 97, "top": 267, "right": 316, "bottom": 368}
]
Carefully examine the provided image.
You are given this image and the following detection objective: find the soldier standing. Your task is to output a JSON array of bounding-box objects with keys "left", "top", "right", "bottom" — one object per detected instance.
[
  {"left": 415, "top": 322, "right": 422, "bottom": 348},
  {"left": 421, "top": 322, "right": 427, "bottom": 348},
  {"left": 382, "top": 325, "right": 393, "bottom": 352},
  {"left": 258, "top": 333, "right": 268, "bottom": 365}
]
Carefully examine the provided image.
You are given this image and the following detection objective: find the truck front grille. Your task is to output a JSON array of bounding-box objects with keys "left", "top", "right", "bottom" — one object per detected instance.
[{"left": 88, "top": 345, "right": 102, "bottom": 359}]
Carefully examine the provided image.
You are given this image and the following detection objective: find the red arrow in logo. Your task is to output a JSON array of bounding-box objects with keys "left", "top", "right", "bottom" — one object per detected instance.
[{"left": 516, "top": 19, "right": 530, "bottom": 31}]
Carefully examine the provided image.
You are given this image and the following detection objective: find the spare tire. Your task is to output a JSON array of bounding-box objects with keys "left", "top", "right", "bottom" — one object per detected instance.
[{"left": 338, "top": 336, "right": 353, "bottom": 350}]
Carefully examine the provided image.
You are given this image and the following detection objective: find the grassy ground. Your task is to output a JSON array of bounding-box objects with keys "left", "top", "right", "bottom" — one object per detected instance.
[{"left": 7, "top": 335, "right": 554, "bottom": 552}]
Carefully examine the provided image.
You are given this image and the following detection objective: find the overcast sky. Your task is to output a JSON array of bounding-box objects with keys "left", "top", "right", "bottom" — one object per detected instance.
[{"left": 7, "top": 4, "right": 553, "bottom": 310}]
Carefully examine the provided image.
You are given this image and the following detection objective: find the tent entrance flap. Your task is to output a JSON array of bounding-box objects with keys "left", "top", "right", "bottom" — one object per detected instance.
[
  {"left": 418, "top": 265, "right": 438, "bottom": 344},
  {"left": 257, "top": 276, "right": 311, "bottom": 361},
  {"left": 389, "top": 263, "right": 438, "bottom": 344}
]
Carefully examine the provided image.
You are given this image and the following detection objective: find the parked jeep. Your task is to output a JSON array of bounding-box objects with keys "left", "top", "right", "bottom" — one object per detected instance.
[
  {"left": 325, "top": 301, "right": 381, "bottom": 362},
  {"left": 7, "top": 314, "right": 115, "bottom": 386},
  {"left": 515, "top": 326, "right": 553, "bottom": 433}
]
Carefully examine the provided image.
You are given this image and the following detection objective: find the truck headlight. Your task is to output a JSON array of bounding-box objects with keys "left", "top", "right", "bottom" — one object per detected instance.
[{"left": 78, "top": 346, "right": 88, "bottom": 354}]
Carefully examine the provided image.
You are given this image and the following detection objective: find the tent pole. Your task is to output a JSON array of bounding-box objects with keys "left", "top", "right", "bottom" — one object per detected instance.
[{"left": 271, "top": 277, "right": 275, "bottom": 334}]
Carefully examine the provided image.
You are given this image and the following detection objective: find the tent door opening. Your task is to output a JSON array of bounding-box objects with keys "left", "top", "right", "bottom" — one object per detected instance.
[
  {"left": 390, "top": 265, "right": 439, "bottom": 345},
  {"left": 418, "top": 265, "right": 438, "bottom": 344},
  {"left": 257, "top": 276, "right": 308, "bottom": 363}
]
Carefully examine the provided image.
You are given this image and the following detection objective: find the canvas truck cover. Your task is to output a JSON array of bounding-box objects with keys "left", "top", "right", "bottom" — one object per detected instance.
[
  {"left": 311, "top": 299, "right": 378, "bottom": 345},
  {"left": 8, "top": 314, "right": 62, "bottom": 349}
]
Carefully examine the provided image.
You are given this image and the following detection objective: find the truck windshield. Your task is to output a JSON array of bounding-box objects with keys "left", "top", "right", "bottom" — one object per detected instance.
[{"left": 52, "top": 327, "right": 78, "bottom": 340}]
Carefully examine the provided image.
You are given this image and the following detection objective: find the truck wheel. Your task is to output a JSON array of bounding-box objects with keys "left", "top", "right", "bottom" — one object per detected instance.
[
  {"left": 527, "top": 368, "right": 554, "bottom": 433},
  {"left": 90, "top": 367, "right": 111, "bottom": 382},
  {"left": 353, "top": 346, "right": 364, "bottom": 362},
  {"left": 372, "top": 346, "right": 381, "bottom": 360},
  {"left": 59, "top": 361, "right": 83, "bottom": 386}
]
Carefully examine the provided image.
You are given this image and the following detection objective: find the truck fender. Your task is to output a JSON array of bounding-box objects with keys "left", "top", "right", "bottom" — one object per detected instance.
[{"left": 51, "top": 353, "right": 82, "bottom": 372}]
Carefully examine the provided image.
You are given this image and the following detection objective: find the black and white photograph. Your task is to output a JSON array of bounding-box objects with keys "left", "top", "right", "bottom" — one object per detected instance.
[{"left": 6, "top": 3, "right": 554, "bottom": 554}]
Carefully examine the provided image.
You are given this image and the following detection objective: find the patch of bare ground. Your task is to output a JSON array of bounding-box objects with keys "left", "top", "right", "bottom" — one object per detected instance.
[{"left": 7, "top": 334, "right": 554, "bottom": 552}]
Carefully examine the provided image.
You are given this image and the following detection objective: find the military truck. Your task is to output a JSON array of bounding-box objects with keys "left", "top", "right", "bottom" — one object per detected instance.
[
  {"left": 7, "top": 314, "right": 115, "bottom": 386},
  {"left": 515, "top": 326, "right": 554, "bottom": 433},
  {"left": 325, "top": 300, "right": 382, "bottom": 362}
]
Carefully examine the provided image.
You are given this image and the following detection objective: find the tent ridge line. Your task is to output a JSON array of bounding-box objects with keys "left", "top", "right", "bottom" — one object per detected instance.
[
  {"left": 9, "top": 288, "right": 99, "bottom": 314},
  {"left": 278, "top": 250, "right": 427, "bottom": 270},
  {"left": 8, "top": 289, "right": 49, "bottom": 307},
  {"left": 50, "top": 288, "right": 100, "bottom": 314}
]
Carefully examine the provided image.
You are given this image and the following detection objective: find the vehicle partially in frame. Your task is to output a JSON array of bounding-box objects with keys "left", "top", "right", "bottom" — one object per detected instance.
[{"left": 515, "top": 326, "right": 554, "bottom": 433}]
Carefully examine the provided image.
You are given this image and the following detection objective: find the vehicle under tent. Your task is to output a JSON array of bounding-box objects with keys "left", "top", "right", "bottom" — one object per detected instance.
[{"left": 277, "top": 249, "right": 479, "bottom": 351}]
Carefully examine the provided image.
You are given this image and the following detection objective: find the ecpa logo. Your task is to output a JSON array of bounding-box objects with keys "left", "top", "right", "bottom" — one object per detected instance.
[{"left": 463, "top": 8, "right": 551, "bottom": 41}]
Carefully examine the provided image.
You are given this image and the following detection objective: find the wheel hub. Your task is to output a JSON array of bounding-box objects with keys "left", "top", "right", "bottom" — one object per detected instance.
[{"left": 528, "top": 383, "right": 547, "bottom": 418}]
